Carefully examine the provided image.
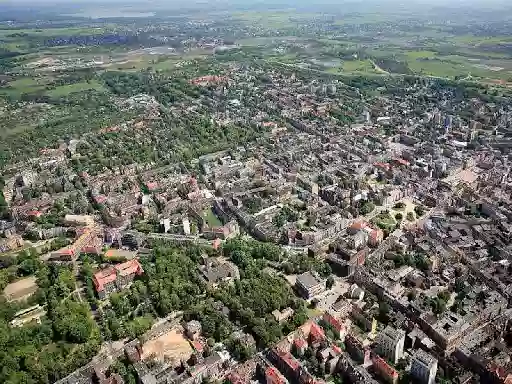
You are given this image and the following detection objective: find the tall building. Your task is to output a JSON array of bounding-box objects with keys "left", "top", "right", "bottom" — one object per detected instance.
[
  {"left": 295, "top": 272, "right": 325, "bottom": 299},
  {"left": 371, "top": 354, "right": 399, "bottom": 384},
  {"left": 375, "top": 326, "right": 405, "bottom": 364},
  {"left": 444, "top": 115, "right": 453, "bottom": 132},
  {"left": 410, "top": 349, "right": 438, "bottom": 384}
]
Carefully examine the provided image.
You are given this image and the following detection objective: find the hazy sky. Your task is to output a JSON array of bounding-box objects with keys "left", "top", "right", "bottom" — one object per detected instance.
[{"left": 1, "top": 0, "right": 509, "bottom": 11}]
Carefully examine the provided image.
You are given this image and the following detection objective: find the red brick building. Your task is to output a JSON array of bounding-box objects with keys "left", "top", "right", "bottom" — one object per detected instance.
[
  {"left": 371, "top": 354, "right": 399, "bottom": 384},
  {"left": 93, "top": 259, "right": 144, "bottom": 299}
]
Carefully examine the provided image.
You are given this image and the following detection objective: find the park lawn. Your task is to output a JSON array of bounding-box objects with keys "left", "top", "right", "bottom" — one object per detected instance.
[
  {"left": 152, "top": 59, "right": 181, "bottom": 71},
  {"left": 406, "top": 58, "right": 467, "bottom": 78},
  {"left": 46, "top": 81, "right": 106, "bottom": 97},
  {"left": 373, "top": 212, "right": 397, "bottom": 232},
  {"left": 203, "top": 208, "right": 223, "bottom": 228},
  {"left": 450, "top": 35, "right": 512, "bottom": 45},
  {"left": 405, "top": 50, "right": 437, "bottom": 60},
  {"left": 0, "top": 27, "right": 106, "bottom": 38},
  {"left": 231, "top": 10, "right": 299, "bottom": 29},
  {"left": 342, "top": 59, "right": 376, "bottom": 72},
  {"left": 2, "top": 77, "right": 50, "bottom": 95}
]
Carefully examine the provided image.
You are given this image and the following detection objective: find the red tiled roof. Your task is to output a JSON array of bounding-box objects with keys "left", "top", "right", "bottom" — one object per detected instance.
[
  {"left": 370, "top": 228, "right": 383, "bottom": 240},
  {"left": 93, "top": 260, "right": 144, "bottom": 292},
  {"left": 93, "top": 267, "right": 117, "bottom": 292},
  {"left": 58, "top": 249, "right": 75, "bottom": 256},
  {"left": 350, "top": 220, "right": 369, "bottom": 231},
  {"left": 192, "top": 341, "right": 204, "bottom": 352},
  {"left": 146, "top": 182, "right": 158, "bottom": 191},
  {"left": 372, "top": 355, "right": 399, "bottom": 379},
  {"left": 94, "top": 194, "right": 107, "bottom": 204},
  {"left": 374, "top": 162, "right": 391, "bottom": 171},
  {"left": 323, "top": 312, "right": 345, "bottom": 333},
  {"left": 115, "top": 259, "right": 144, "bottom": 277},
  {"left": 309, "top": 322, "right": 326, "bottom": 342},
  {"left": 82, "top": 246, "right": 101, "bottom": 255},
  {"left": 266, "top": 367, "right": 287, "bottom": 384},
  {"left": 190, "top": 75, "right": 227, "bottom": 85},
  {"left": 276, "top": 349, "right": 300, "bottom": 372},
  {"left": 226, "top": 373, "right": 243, "bottom": 384},
  {"left": 294, "top": 338, "right": 308, "bottom": 349},
  {"left": 393, "top": 158, "right": 410, "bottom": 166}
]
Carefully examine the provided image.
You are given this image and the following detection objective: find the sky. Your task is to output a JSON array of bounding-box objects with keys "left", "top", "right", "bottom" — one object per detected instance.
[{"left": 0, "top": 0, "right": 510, "bottom": 12}]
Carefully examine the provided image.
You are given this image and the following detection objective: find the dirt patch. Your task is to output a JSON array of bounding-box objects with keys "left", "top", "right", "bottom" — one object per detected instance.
[
  {"left": 3, "top": 276, "right": 38, "bottom": 302},
  {"left": 141, "top": 327, "right": 193, "bottom": 365}
]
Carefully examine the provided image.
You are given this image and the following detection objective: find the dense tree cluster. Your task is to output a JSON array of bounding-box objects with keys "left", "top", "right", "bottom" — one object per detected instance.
[{"left": 0, "top": 263, "right": 101, "bottom": 384}]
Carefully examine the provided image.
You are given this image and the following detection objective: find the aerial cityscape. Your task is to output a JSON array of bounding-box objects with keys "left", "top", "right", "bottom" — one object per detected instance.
[{"left": 1, "top": 0, "right": 512, "bottom": 383}]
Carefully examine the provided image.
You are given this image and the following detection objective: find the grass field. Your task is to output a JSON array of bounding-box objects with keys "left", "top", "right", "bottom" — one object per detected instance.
[
  {"left": 1, "top": 77, "right": 49, "bottom": 96},
  {"left": 46, "top": 81, "right": 106, "bottom": 97},
  {"left": 326, "top": 59, "right": 378, "bottom": 74},
  {"left": 231, "top": 10, "right": 300, "bottom": 29},
  {"left": 203, "top": 208, "right": 223, "bottom": 228},
  {"left": 0, "top": 27, "right": 107, "bottom": 38}
]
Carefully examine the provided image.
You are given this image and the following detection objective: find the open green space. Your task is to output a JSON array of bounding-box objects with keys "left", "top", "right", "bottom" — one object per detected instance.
[
  {"left": 203, "top": 208, "right": 223, "bottom": 228},
  {"left": 46, "top": 80, "right": 106, "bottom": 97},
  {"left": 0, "top": 27, "right": 107, "bottom": 38}
]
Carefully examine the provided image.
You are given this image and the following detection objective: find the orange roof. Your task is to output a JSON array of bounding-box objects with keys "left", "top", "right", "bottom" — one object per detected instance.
[
  {"left": 266, "top": 367, "right": 287, "bottom": 384},
  {"left": 294, "top": 338, "right": 307, "bottom": 349},
  {"left": 58, "top": 249, "right": 75, "bottom": 256},
  {"left": 372, "top": 355, "right": 398, "bottom": 379},
  {"left": 275, "top": 349, "right": 300, "bottom": 372},
  {"left": 370, "top": 228, "right": 383, "bottom": 240},
  {"left": 323, "top": 312, "right": 345, "bottom": 333},
  {"left": 332, "top": 344, "right": 342, "bottom": 354},
  {"left": 82, "top": 246, "right": 101, "bottom": 255},
  {"left": 192, "top": 341, "right": 204, "bottom": 352},
  {"left": 227, "top": 373, "right": 243, "bottom": 384},
  {"left": 93, "top": 267, "right": 117, "bottom": 292},
  {"left": 393, "top": 158, "right": 410, "bottom": 166},
  {"left": 350, "top": 220, "right": 370, "bottom": 231},
  {"left": 93, "top": 260, "right": 143, "bottom": 292},
  {"left": 310, "top": 322, "right": 326, "bottom": 343},
  {"left": 115, "top": 259, "right": 143, "bottom": 277},
  {"left": 374, "top": 162, "right": 390, "bottom": 171}
]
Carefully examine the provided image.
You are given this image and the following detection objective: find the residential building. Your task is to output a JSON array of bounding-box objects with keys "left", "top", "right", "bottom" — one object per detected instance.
[
  {"left": 185, "top": 320, "right": 202, "bottom": 340},
  {"left": 410, "top": 349, "right": 438, "bottom": 384},
  {"left": 272, "top": 307, "right": 294, "bottom": 323},
  {"left": 266, "top": 367, "right": 288, "bottom": 384},
  {"left": 93, "top": 260, "right": 144, "bottom": 299},
  {"left": 375, "top": 326, "right": 405, "bottom": 364},
  {"left": 269, "top": 348, "right": 300, "bottom": 382},
  {"left": 198, "top": 258, "right": 240, "bottom": 286},
  {"left": 203, "top": 220, "right": 239, "bottom": 240},
  {"left": 322, "top": 311, "right": 348, "bottom": 340},
  {"left": 295, "top": 271, "right": 325, "bottom": 299},
  {"left": 371, "top": 354, "right": 399, "bottom": 384}
]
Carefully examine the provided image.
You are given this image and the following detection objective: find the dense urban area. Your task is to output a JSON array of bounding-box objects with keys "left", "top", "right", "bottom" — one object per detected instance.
[{"left": 2, "top": 1, "right": 512, "bottom": 384}]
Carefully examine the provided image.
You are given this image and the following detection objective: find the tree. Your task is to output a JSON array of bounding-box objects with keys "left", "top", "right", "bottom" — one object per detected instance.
[
  {"left": 360, "top": 202, "right": 375, "bottom": 215},
  {"left": 414, "top": 206, "right": 425, "bottom": 217},
  {"left": 326, "top": 276, "right": 335, "bottom": 289},
  {"left": 378, "top": 301, "right": 391, "bottom": 323},
  {"left": 395, "top": 212, "right": 403, "bottom": 221}
]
